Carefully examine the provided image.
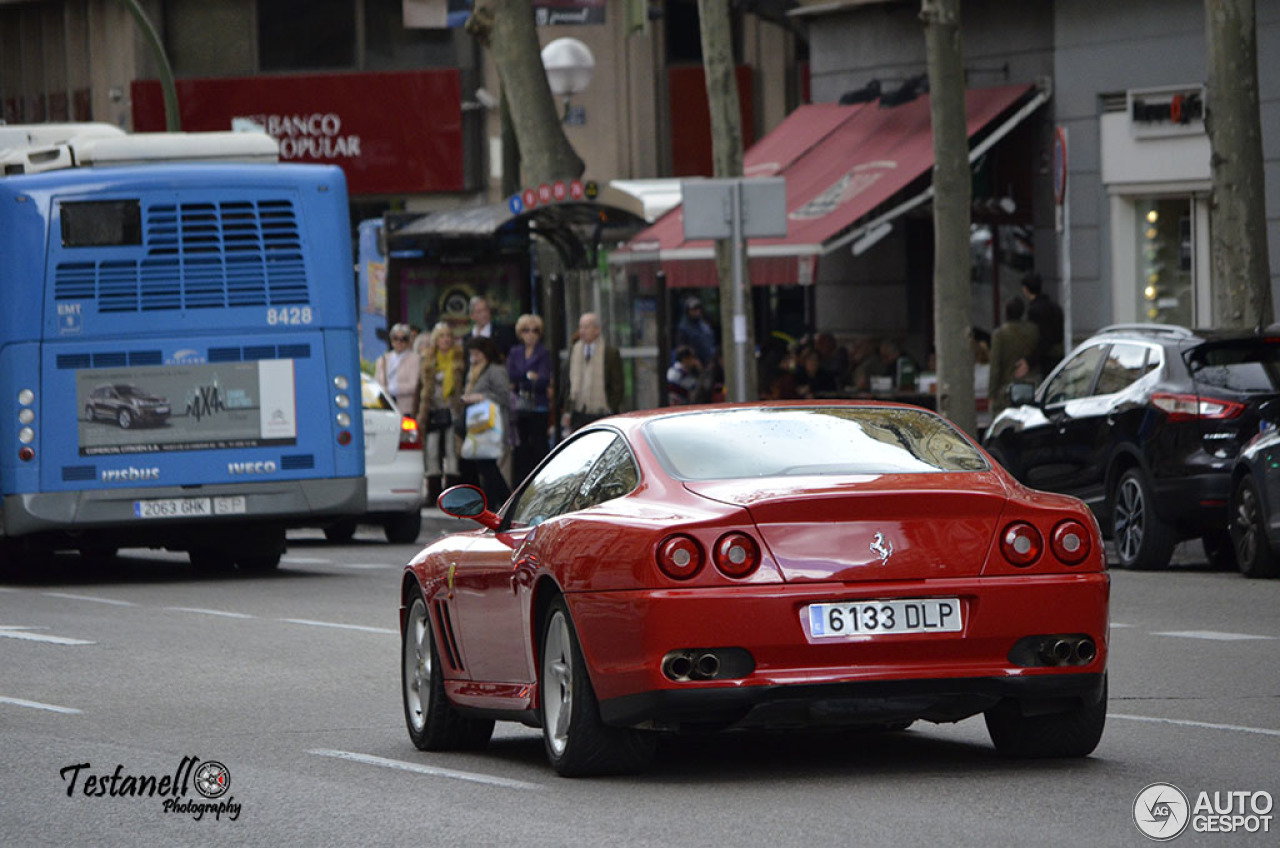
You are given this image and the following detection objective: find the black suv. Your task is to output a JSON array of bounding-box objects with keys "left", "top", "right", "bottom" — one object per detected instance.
[{"left": 983, "top": 324, "right": 1280, "bottom": 571}]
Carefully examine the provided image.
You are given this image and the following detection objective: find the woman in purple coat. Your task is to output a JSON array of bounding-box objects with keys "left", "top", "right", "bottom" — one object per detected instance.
[{"left": 507, "top": 313, "right": 553, "bottom": 484}]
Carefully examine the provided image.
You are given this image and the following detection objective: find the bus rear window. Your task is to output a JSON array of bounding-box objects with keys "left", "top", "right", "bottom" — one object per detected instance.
[{"left": 60, "top": 200, "right": 142, "bottom": 247}]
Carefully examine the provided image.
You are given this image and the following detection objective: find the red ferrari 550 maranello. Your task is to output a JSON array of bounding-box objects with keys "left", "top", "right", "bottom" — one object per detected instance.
[{"left": 399, "top": 402, "right": 1109, "bottom": 776}]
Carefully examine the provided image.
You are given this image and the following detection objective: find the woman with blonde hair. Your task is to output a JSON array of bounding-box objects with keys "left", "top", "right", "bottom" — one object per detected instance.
[
  {"left": 373, "top": 322, "right": 420, "bottom": 416},
  {"left": 416, "top": 322, "right": 465, "bottom": 501},
  {"left": 507, "top": 313, "right": 552, "bottom": 483}
]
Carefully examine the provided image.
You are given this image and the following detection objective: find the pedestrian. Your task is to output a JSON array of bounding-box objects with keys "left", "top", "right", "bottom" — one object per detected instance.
[
  {"left": 666, "top": 345, "right": 701, "bottom": 405},
  {"left": 988, "top": 297, "right": 1040, "bottom": 417},
  {"left": 1021, "top": 272, "right": 1065, "bottom": 378},
  {"left": 416, "top": 321, "right": 465, "bottom": 503},
  {"left": 562, "top": 312, "right": 624, "bottom": 433},
  {"left": 507, "top": 313, "right": 552, "bottom": 484},
  {"left": 458, "top": 336, "right": 511, "bottom": 509},
  {"left": 674, "top": 296, "right": 716, "bottom": 367},
  {"left": 373, "top": 322, "right": 421, "bottom": 416},
  {"left": 794, "top": 347, "right": 838, "bottom": 398},
  {"left": 463, "top": 295, "right": 517, "bottom": 363}
]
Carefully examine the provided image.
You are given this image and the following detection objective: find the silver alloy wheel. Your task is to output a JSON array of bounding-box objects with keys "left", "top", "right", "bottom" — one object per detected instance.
[
  {"left": 1114, "top": 475, "right": 1145, "bottom": 563},
  {"left": 1234, "top": 482, "right": 1263, "bottom": 566},
  {"left": 403, "top": 598, "right": 430, "bottom": 734},
  {"left": 542, "top": 609, "right": 574, "bottom": 757}
]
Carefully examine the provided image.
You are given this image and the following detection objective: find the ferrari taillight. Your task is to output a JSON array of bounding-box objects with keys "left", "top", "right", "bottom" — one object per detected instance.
[
  {"left": 1001, "top": 522, "right": 1043, "bottom": 567},
  {"left": 713, "top": 532, "right": 761, "bottom": 578},
  {"left": 1150, "top": 392, "right": 1245, "bottom": 421},
  {"left": 399, "top": 416, "right": 423, "bottom": 450},
  {"left": 1051, "top": 520, "right": 1091, "bottom": 565},
  {"left": 657, "top": 534, "right": 704, "bottom": 580}
]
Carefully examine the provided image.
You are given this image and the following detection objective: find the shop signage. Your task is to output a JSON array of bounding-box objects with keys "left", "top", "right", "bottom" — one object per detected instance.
[
  {"left": 131, "top": 70, "right": 465, "bottom": 195},
  {"left": 1128, "top": 85, "right": 1205, "bottom": 139}
]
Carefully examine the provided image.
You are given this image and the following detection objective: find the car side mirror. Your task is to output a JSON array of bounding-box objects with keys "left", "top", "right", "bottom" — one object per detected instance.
[
  {"left": 1008, "top": 381, "right": 1037, "bottom": 408},
  {"left": 438, "top": 485, "right": 500, "bottom": 530}
]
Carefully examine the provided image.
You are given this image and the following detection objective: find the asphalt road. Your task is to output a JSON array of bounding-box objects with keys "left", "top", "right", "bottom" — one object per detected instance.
[{"left": 2, "top": 516, "right": 1277, "bottom": 847}]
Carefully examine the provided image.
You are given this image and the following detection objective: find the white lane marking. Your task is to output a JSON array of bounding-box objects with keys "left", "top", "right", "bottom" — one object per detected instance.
[
  {"left": 309, "top": 749, "right": 541, "bottom": 791},
  {"left": 1151, "top": 630, "right": 1276, "bottom": 641},
  {"left": 167, "top": 607, "right": 255, "bottom": 619},
  {"left": 281, "top": 618, "right": 397, "bottom": 635},
  {"left": 0, "top": 695, "right": 82, "bottom": 715},
  {"left": 281, "top": 556, "right": 333, "bottom": 565},
  {"left": 1111, "top": 713, "right": 1280, "bottom": 739},
  {"left": 43, "top": 592, "right": 137, "bottom": 607},
  {"left": 0, "top": 627, "right": 94, "bottom": 646},
  {"left": 1110, "top": 623, "right": 1134, "bottom": 629},
  {"left": 337, "top": 563, "right": 400, "bottom": 570}
]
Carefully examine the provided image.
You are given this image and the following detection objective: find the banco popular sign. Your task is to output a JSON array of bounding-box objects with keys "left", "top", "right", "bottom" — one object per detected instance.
[{"left": 131, "top": 70, "right": 465, "bottom": 195}]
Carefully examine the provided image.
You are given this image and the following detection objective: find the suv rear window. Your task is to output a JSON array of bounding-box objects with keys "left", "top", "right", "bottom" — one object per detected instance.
[{"left": 1188, "top": 341, "right": 1280, "bottom": 392}]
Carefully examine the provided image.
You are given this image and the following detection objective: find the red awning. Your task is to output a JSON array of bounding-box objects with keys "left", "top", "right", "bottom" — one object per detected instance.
[{"left": 613, "top": 84, "right": 1040, "bottom": 287}]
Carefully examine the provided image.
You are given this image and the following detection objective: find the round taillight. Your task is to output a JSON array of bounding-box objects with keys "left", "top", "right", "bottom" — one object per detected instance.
[
  {"left": 656, "top": 534, "right": 704, "bottom": 580},
  {"left": 1051, "top": 520, "right": 1091, "bottom": 565},
  {"left": 713, "top": 532, "right": 761, "bottom": 578},
  {"left": 1001, "top": 522, "right": 1043, "bottom": 567},
  {"left": 337, "top": 430, "right": 353, "bottom": 446},
  {"left": 18, "top": 446, "right": 35, "bottom": 461}
]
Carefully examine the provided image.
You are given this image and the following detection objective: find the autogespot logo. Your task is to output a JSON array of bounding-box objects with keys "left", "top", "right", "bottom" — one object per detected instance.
[{"left": 1134, "top": 783, "right": 1190, "bottom": 841}]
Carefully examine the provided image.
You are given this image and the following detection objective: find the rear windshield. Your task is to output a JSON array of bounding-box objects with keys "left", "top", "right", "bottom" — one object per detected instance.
[
  {"left": 644, "top": 407, "right": 988, "bottom": 480},
  {"left": 1189, "top": 341, "right": 1280, "bottom": 392}
]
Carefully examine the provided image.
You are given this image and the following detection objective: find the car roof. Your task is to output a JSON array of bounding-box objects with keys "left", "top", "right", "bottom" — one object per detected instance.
[
  {"left": 589, "top": 399, "right": 952, "bottom": 439},
  {"left": 1089, "top": 323, "right": 1280, "bottom": 346}
]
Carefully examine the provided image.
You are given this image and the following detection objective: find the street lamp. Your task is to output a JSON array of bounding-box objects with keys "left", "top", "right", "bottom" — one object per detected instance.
[{"left": 541, "top": 37, "right": 595, "bottom": 123}]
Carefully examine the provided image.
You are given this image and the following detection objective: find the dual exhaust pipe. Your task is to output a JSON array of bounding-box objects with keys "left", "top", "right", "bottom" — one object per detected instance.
[
  {"left": 662, "top": 649, "right": 723, "bottom": 681},
  {"left": 1038, "top": 635, "right": 1097, "bottom": 667}
]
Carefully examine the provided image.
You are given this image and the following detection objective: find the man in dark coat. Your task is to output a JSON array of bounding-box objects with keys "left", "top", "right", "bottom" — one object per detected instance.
[
  {"left": 463, "top": 295, "right": 518, "bottom": 363},
  {"left": 1021, "top": 273, "right": 1065, "bottom": 378}
]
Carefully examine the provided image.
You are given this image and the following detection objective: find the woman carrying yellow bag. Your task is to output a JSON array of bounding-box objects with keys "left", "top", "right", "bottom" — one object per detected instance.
[{"left": 457, "top": 336, "right": 511, "bottom": 508}]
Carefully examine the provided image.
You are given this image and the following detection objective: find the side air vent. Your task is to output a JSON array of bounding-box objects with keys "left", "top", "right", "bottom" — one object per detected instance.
[
  {"left": 209, "top": 344, "right": 311, "bottom": 363},
  {"left": 280, "top": 454, "right": 315, "bottom": 470},
  {"left": 62, "top": 465, "right": 97, "bottom": 482},
  {"left": 53, "top": 197, "right": 310, "bottom": 311},
  {"left": 56, "top": 354, "right": 92, "bottom": 370}
]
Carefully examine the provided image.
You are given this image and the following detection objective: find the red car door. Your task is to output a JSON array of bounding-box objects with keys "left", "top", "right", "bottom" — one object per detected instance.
[{"left": 450, "top": 526, "right": 535, "bottom": 684}]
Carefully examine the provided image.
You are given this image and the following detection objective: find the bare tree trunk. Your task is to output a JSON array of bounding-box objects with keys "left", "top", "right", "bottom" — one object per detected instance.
[
  {"left": 468, "top": 1, "right": 584, "bottom": 185},
  {"left": 921, "top": 0, "right": 976, "bottom": 435},
  {"left": 1205, "top": 0, "right": 1273, "bottom": 329},
  {"left": 697, "top": 0, "right": 757, "bottom": 401}
]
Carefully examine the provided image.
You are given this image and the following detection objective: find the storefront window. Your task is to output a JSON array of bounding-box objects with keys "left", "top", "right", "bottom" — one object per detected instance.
[{"left": 1135, "top": 196, "right": 1193, "bottom": 327}]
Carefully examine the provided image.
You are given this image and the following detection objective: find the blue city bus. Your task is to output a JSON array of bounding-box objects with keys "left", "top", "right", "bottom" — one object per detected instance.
[{"left": 0, "top": 142, "right": 364, "bottom": 571}]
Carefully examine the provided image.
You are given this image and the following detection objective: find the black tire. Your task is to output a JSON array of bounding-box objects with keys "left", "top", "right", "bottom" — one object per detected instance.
[
  {"left": 1111, "top": 469, "right": 1177, "bottom": 570},
  {"left": 236, "top": 552, "right": 281, "bottom": 572},
  {"left": 1200, "top": 529, "right": 1237, "bottom": 572},
  {"left": 540, "top": 597, "right": 656, "bottom": 776},
  {"left": 384, "top": 511, "right": 422, "bottom": 545},
  {"left": 402, "top": 590, "right": 494, "bottom": 751},
  {"left": 117, "top": 409, "right": 133, "bottom": 429},
  {"left": 1230, "top": 474, "right": 1280, "bottom": 579},
  {"left": 985, "top": 674, "right": 1107, "bottom": 758},
  {"left": 323, "top": 519, "right": 358, "bottom": 543}
]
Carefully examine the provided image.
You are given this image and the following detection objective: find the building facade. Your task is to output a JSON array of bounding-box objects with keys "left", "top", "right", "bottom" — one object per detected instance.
[{"left": 797, "top": 0, "right": 1279, "bottom": 349}]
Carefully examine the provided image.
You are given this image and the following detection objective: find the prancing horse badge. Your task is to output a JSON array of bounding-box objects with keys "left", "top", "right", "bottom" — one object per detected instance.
[{"left": 870, "top": 532, "right": 893, "bottom": 565}]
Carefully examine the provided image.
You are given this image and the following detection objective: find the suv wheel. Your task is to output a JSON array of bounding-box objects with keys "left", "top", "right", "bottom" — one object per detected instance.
[
  {"left": 1112, "top": 469, "right": 1177, "bottom": 570},
  {"left": 1229, "top": 474, "right": 1280, "bottom": 579}
]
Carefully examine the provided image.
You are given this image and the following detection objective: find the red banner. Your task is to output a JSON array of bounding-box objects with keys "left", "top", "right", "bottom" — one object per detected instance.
[{"left": 131, "top": 70, "right": 465, "bottom": 195}]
